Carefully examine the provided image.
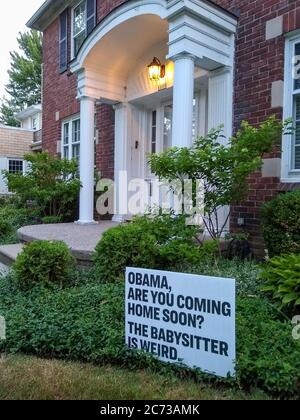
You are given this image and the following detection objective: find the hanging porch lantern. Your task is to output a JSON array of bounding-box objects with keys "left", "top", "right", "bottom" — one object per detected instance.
[{"left": 148, "top": 57, "right": 166, "bottom": 81}]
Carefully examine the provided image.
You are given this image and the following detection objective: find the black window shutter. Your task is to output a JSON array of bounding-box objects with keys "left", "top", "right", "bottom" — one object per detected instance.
[
  {"left": 86, "top": 0, "right": 96, "bottom": 36},
  {"left": 59, "top": 10, "right": 68, "bottom": 73}
]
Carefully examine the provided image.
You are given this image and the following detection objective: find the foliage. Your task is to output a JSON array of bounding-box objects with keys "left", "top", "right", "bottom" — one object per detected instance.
[
  {"left": 94, "top": 221, "right": 158, "bottom": 283},
  {"left": 0, "top": 30, "right": 42, "bottom": 126},
  {"left": 261, "top": 190, "right": 300, "bottom": 257},
  {"left": 0, "top": 101, "right": 18, "bottom": 127},
  {"left": 0, "top": 202, "right": 40, "bottom": 245},
  {"left": 94, "top": 214, "right": 217, "bottom": 283},
  {"left": 260, "top": 254, "right": 300, "bottom": 313},
  {"left": 176, "top": 258, "right": 262, "bottom": 298},
  {"left": 0, "top": 219, "right": 12, "bottom": 239},
  {"left": 12, "top": 240, "right": 76, "bottom": 290},
  {"left": 4, "top": 152, "right": 80, "bottom": 220},
  {"left": 41, "top": 216, "right": 63, "bottom": 225},
  {"left": 236, "top": 297, "right": 299, "bottom": 397},
  {"left": 149, "top": 117, "right": 291, "bottom": 239},
  {"left": 0, "top": 270, "right": 298, "bottom": 398}
]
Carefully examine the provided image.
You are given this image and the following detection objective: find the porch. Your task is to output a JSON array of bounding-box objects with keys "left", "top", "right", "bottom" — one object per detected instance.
[
  {"left": 0, "top": 222, "right": 118, "bottom": 266},
  {"left": 71, "top": 0, "right": 237, "bottom": 224}
]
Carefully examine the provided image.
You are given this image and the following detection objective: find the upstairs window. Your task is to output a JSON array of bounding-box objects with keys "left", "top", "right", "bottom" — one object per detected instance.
[
  {"left": 32, "top": 117, "right": 38, "bottom": 131},
  {"left": 72, "top": 0, "right": 96, "bottom": 57},
  {"left": 73, "top": 2, "right": 86, "bottom": 56},
  {"left": 282, "top": 36, "right": 300, "bottom": 181}
]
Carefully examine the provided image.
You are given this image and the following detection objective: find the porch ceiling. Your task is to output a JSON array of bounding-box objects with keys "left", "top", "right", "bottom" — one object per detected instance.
[{"left": 83, "top": 15, "right": 168, "bottom": 80}]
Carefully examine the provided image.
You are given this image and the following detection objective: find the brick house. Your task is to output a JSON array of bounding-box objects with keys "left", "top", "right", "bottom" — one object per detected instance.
[{"left": 27, "top": 0, "right": 300, "bottom": 253}]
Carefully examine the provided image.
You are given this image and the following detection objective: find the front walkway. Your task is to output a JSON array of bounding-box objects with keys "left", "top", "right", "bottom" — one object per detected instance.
[{"left": 17, "top": 222, "right": 118, "bottom": 265}]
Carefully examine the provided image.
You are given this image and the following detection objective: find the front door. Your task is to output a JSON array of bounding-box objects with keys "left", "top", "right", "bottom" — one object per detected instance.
[{"left": 128, "top": 94, "right": 205, "bottom": 215}]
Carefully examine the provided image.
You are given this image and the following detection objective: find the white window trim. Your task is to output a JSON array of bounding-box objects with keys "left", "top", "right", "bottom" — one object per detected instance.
[
  {"left": 71, "top": 0, "right": 86, "bottom": 59},
  {"left": 61, "top": 114, "right": 81, "bottom": 160},
  {"left": 282, "top": 33, "right": 300, "bottom": 182}
]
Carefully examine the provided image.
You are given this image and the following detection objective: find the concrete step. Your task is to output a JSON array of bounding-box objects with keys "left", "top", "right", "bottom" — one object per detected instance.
[{"left": 0, "top": 244, "right": 24, "bottom": 267}]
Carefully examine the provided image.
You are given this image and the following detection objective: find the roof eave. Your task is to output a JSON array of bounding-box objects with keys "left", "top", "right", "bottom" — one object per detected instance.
[
  {"left": 15, "top": 105, "right": 42, "bottom": 121},
  {"left": 26, "top": 0, "right": 68, "bottom": 31}
]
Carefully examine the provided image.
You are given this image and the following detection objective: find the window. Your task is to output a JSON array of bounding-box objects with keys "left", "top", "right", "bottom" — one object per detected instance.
[
  {"left": 72, "top": 119, "right": 81, "bottom": 160},
  {"left": 32, "top": 117, "right": 38, "bottom": 131},
  {"left": 9, "top": 159, "right": 23, "bottom": 174},
  {"left": 151, "top": 111, "right": 157, "bottom": 153},
  {"left": 73, "top": 1, "right": 86, "bottom": 56},
  {"left": 62, "top": 115, "right": 97, "bottom": 163},
  {"left": 62, "top": 116, "right": 81, "bottom": 161},
  {"left": 72, "top": 0, "right": 96, "bottom": 57},
  {"left": 283, "top": 36, "right": 300, "bottom": 181}
]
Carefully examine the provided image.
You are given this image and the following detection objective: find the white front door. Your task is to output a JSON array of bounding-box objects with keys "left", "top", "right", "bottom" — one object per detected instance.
[{"left": 143, "top": 94, "right": 205, "bottom": 211}]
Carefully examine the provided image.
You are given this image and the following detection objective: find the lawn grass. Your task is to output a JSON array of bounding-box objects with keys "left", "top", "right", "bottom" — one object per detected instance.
[{"left": 0, "top": 354, "right": 272, "bottom": 400}]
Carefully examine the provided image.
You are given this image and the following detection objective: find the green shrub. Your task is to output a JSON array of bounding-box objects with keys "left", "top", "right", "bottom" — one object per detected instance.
[
  {"left": 0, "top": 218, "right": 12, "bottom": 238},
  {"left": 0, "top": 204, "right": 40, "bottom": 245},
  {"left": 41, "top": 216, "right": 63, "bottom": 225},
  {"left": 260, "top": 254, "right": 300, "bottom": 313},
  {"left": 94, "top": 214, "right": 216, "bottom": 282},
  {"left": 13, "top": 240, "right": 76, "bottom": 289},
  {"left": 0, "top": 272, "right": 298, "bottom": 398},
  {"left": 3, "top": 152, "right": 80, "bottom": 221},
  {"left": 94, "top": 222, "right": 158, "bottom": 283},
  {"left": 149, "top": 117, "right": 291, "bottom": 239},
  {"left": 236, "top": 297, "right": 300, "bottom": 397},
  {"left": 176, "top": 258, "right": 262, "bottom": 298},
  {"left": 158, "top": 239, "right": 218, "bottom": 268},
  {"left": 261, "top": 190, "right": 300, "bottom": 257}
]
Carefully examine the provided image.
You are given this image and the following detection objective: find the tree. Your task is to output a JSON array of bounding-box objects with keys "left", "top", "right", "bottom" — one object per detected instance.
[
  {"left": 4, "top": 152, "right": 81, "bottom": 222},
  {"left": 149, "top": 116, "right": 292, "bottom": 240},
  {"left": 0, "top": 30, "right": 42, "bottom": 127}
]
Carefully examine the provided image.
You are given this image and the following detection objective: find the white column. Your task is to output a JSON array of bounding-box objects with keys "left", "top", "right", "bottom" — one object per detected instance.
[
  {"left": 172, "top": 54, "right": 195, "bottom": 148},
  {"left": 77, "top": 96, "right": 96, "bottom": 225},
  {"left": 112, "top": 103, "right": 129, "bottom": 223},
  {"left": 207, "top": 67, "right": 234, "bottom": 235},
  {"left": 208, "top": 68, "right": 233, "bottom": 142}
]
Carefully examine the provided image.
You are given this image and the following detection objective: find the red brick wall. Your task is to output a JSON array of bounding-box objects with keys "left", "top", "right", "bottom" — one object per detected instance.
[
  {"left": 212, "top": 0, "right": 300, "bottom": 254},
  {"left": 95, "top": 104, "right": 115, "bottom": 180},
  {"left": 42, "top": 13, "right": 79, "bottom": 155},
  {"left": 42, "top": 1, "right": 127, "bottom": 156},
  {"left": 96, "top": 0, "right": 128, "bottom": 21}
]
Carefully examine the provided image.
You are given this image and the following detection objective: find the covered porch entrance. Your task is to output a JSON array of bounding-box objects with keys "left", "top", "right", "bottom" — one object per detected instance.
[{"left": 70, "top": 0, "right": 237, "bottom": 224}]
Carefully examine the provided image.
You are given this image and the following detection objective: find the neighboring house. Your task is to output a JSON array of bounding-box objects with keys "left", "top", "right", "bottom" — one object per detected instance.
[
  {"left": 0, "top": 126, "right": 31, "bottom": 194},
  {"left": 15, "top": 104, "right": 43, "bottom": 152},
  {"left": 0, "top": 105, "right": 42, "bottom": 194},
  {"left": 27, "top": 0, "right": 300, "bottom": 254}
]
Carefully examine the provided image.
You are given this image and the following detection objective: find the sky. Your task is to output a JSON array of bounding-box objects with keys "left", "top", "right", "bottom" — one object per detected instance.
[{"left": 0, "top": 0, "right": 45, "bottom": 99}]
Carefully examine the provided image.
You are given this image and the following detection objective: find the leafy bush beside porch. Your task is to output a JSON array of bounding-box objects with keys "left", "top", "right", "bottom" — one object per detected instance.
[
  {"left": 94, "top": 214, "right": 218, "bottom": 283},
  {"left": 3, "top": 152, "right": 80, "bottom": 222},
  {"left": 261, "top": 190, "right": 300, "bottom": 257}
]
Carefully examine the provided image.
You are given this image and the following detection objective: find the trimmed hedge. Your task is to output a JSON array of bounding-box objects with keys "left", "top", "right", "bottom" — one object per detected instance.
[
  {"left": 261, "top": 190, "right": 300, "bottom": 257},
  {"left": 0, "top": 272, "right": 299, "bottom": 398},
  {"left": 94, "top": 214, "right": 218, "bottom": 283},
  {"left": 13, "top": 241, "right": 76, "bottom": 289}
]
